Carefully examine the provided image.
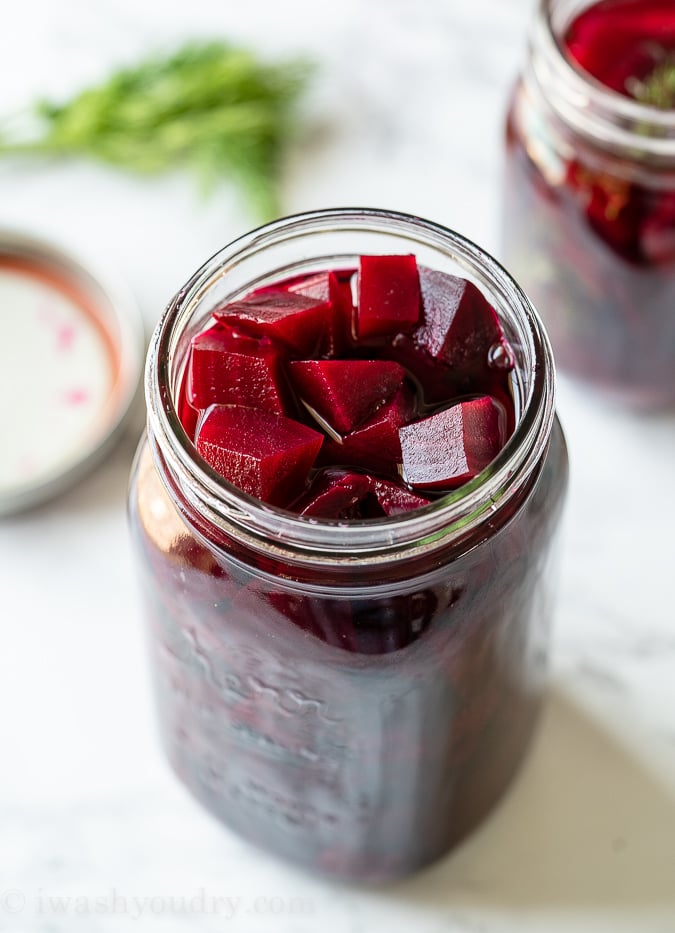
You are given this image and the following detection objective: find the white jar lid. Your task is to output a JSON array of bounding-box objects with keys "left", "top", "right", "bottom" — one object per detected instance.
[{"left": 0, "top": 230, "right": 145, "bottom": 515}]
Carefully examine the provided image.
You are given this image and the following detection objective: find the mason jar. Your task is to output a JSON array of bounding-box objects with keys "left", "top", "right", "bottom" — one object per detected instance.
[
  {"left": 128, "top": 208, "right": 568, "bottom": 881},
  {"left": 503, "top": 0, "right": 675, "bottom": 407}
]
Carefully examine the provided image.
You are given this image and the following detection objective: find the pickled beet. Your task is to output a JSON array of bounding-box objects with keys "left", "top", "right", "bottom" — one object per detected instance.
[
  {"left": 357, "top": 254, "right": 420, "bottom": 338},
  {"left": 416, "top": 268, "right": 509, "bottom": 377},
  {"left": 187, "top": 323, "right": 288, "bottom": 413},
  {"left": 213, "top": 289, "right": 332, "bottom": 356},
  {"left": 399, "top": 397, "right": 504, "bottom": 490},
  {"left": 287, "top": 270, "right": 354, "bottom": 356},
  {"left": 180, "top": 257, "right": 515, "bottom": 511},
  {"left": 297, "top": 468, "right": 430, "bottom": 519},
  {"left": 195, "top": 405, "right": 323, "bottom": 506},
  {"left": 296, "top": 469, "right": 375, "bottom": 519},
  {"left": 320, "top": 385, "right": 417, "bottom": 477},
  {"left": 289, "top": 359, "right": 406, "bottom": 434}
]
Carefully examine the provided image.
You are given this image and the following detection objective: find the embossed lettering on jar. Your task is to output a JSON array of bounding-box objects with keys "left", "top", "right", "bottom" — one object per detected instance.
[
  {"left": 503, "top": 0, "right": 675, "bottom": 407},
  {"left": 128, "top": 209, "right": 568, "bottom": 881}
]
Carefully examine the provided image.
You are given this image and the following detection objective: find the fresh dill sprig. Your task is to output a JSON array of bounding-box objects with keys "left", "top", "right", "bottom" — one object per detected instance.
[
  {"left": 0, "top": 41, "right": 312, "bottom": 219},
  {"left": 627, "top": 58, "right": 675, "bottom": 110}
]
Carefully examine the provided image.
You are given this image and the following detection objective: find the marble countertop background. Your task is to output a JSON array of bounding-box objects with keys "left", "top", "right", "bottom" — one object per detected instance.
[{"left": 1, "top": 1, "right": 675, "bottom": 930}]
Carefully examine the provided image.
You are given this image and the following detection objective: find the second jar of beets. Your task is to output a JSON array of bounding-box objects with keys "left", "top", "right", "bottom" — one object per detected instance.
[
  {"left": 504, "top": 0, "right": 675, "bottom": 408},
  {"left": 129, "top": 208, "right": 568, "bottom": 881}
]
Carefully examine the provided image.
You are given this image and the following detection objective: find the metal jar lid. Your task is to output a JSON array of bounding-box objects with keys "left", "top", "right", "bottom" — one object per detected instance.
[{"left": 0, "top": 229, "right": 145, "bottom": 515}]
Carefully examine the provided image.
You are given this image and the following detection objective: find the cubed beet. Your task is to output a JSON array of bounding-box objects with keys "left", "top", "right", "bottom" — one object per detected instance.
[
  {"left": 289, "top": 359, "right": 406, "bottom": 434},
  {"left": 357, "top": 254, "right": 420, "bottom": 339},
  {"left": 213, "top": 290, "right": 332, "bottom": 357},
  {"left": 187, "top": 323, "right": 288, "bottom": 413},
  {"left": 320, "top": 385, "right": 417, "bottom": 477},
  {"left": 399, "top": 396, "right": 505, "bottom": 490},
  {"left": 296, "top": 468, "right": 430, "bottom": 519},
  {"left": 196, "top": 405, "right": 323, "bottom": 506}
]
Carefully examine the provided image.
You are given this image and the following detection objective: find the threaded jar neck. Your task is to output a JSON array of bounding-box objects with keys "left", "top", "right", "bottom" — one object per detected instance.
[
  {"left": 145, "top": 209, "right": 555, "bottom": 569},
  {"left": 527, "top": 0, "right": 675, "bottom": 163}
]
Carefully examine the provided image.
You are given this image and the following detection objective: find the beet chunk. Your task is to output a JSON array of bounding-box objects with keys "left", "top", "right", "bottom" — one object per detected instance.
[
  {"left": 187, "top": 323, "right": 288, "bottom": 413},
  {"left": 368, "top": 476, "right": 431, "bottom": 515},
  {"left": 320, "top": 385, "right": 417, "bottom": 476},
  {"left": 357, "top": 254, "right": 421, "bottom": 339},
  {"left": 297, "top": 469, "right": 430, "bottom": 519},
  {"left": 288, "top": 270, "right": 355, "bottom": 356},
  {"left": 297, "top": 470, "right": 378, "bottom": 519},
  {"left": 289, "top": 359, "right": 406, "bottom": 434},
  {"left": 399, "top": 397, "right": 504, "bottom": 490},
  {"left": 196, "top": 405, "right": 323, "bottom": 506},
  {"left": 416, "top": 268, "right": 511, "bottom": 381},
  {"left": 213, "top": 290, "right": 331, "bottom": 357}
]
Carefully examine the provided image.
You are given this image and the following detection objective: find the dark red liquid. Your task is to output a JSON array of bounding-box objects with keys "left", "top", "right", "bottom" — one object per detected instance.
[{"left": 130, "top": 417, "right": 567, "bottom": 879}]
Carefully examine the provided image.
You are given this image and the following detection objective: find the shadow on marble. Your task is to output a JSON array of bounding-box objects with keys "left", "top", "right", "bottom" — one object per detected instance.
[{"left": 390, "top": 686, "right": 675, "bottom": 910}]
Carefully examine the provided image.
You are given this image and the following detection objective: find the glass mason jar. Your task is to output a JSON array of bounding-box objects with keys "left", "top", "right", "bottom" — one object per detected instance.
[
  {"left": 503, "top": 0, "right": 675, "bottom": 407},
  {"left": 128, "top": 208, "right": 568, "bottom": 881}
]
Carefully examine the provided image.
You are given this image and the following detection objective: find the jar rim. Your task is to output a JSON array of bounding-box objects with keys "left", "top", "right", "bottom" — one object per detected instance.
[
  {"left": 531, "top": 0, "right": 675, "bottom": 159},
  {"left": 146, "top": 208, "right": 556, "bottom": 566}
]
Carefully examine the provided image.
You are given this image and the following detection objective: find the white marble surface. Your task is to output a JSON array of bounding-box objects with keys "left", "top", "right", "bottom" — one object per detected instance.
[{"left": 1, "top": 1, "right": 675, "bottom": 930}]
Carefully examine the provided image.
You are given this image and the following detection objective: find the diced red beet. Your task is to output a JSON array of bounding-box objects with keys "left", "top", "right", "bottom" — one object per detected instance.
[
  {"left": 287, "top": 270, "right": 355, "bottom": 356},
  {"left": 297, "top": 469, "right": 430, "bottom": 519},
  {"left": 264, "top": 587, "right": 360, "bottom": 650},
  {"left": 357, "top": 254, "right": 421, "bottom": 339},
  {"left": 399, "top": 396, "right": 504, "bottom": 490},
  {"left": 196, "top": 405, "right": 323, "bottom": 507},
  {"left": 213, "top": 289, "right": 331, "bottom": 357},
  {"left": 368, "top": 476, "right": 431, "bottom": 515},
  {"left": 415, "top": 268, "right": 510, "bottom": 378},
  {"left": 187, "top": 323, "right": 288, "bottom": 413},
  {"left": 288, "top": 359, "right": 406, "bottom": 434},
  {"left": 320, "top": 385, "right": 417, "bottom": 476},
  {"left": 296, "top": 470, "right": 378, "bottom": 519},
  {"left": 389, "top": 334, "right": 459, "bottom": 405},
  {"left": 263, "top": 582, "right": 430, "bottom": 654}
]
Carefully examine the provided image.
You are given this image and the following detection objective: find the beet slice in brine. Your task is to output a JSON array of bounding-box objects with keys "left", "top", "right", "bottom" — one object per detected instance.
[
  {"left": 415, "top": 268, "right": 512, "bottom": 384},
  {"left": 288, "top": 359, "right": 406, "bottom": 434},
  {"left": 367, "top": 476, "right": 431, "bottom": 516},
  {"left": 399, "top": 396, "right": 505, "bottom": 490},
  {"left": 187, "top": 323, "right": 288, "bottom": 413},
  {"left": 213, "top": 289, "right": 332, "bottom": 357},
  {"left": 297, "top": 468, "right": 430, "bottom": 519},
  {"left": 287, "top": 270, "right": 355, "bottom": 356},
  {"left": 320, "top": 384, "right": 417, "bottom": 477},
  {"left": 196, "top": 405, "right": 323, "bottom": 507},
  {"left": 296, "top": 470, "right": 376, "bottom": 519},
  {"left": 357, "top": 254, "right": 421, "bottom": 339}
]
